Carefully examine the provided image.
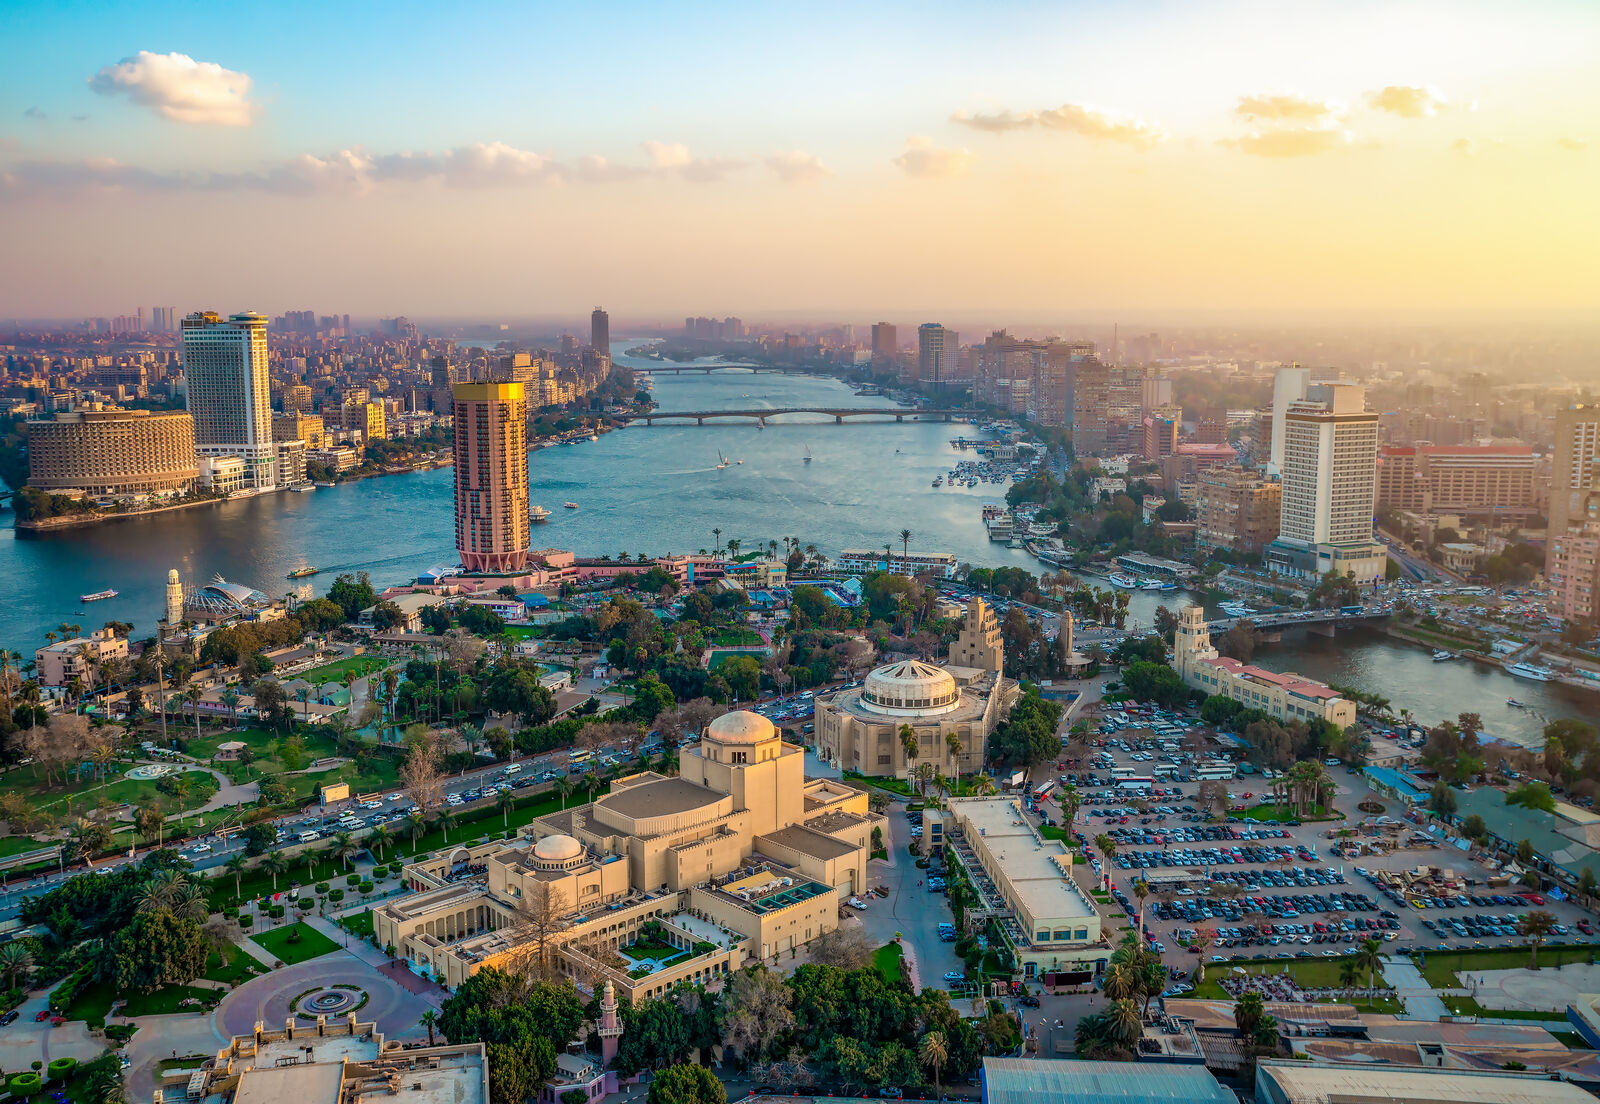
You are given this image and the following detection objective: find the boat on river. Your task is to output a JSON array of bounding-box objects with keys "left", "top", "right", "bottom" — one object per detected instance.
[
  {"left": 563, "top": 502, "right": 578, "bottom": 510},
  {"left": 287, "top": 566, "right": 319, "bottom": 579},
  {"left": 1431, "top": 649, "right": 1455, "bottom": 662},
  {"left": 80, "top": 588, "right": 117, "bottom": 602},
  {"left": 530, "top": 506, "right": 550, "bottom": 523},
  {"left": 1505, "top": 662, "right": 1555, "bottom": 682},
  {"left": 1107, "top": 572, "right": 1138, "bottom": 589}
]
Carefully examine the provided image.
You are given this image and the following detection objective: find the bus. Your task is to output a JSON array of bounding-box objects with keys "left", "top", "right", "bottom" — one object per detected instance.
[
  {"left": 1110, "top": 766, "right": 1137, "bottom": 780},
  {"left": 1194, "top": 763, "right": 1237, "bottom": 781},
  {"left": 567, "top": 749, "right": 593, "bottom": 765},
  {"left": 1115, "top": 777, "right": 1154, "bottom": 792},
  {"left": 1033, "top": 780, "right": 1058, "bottom": 801}
]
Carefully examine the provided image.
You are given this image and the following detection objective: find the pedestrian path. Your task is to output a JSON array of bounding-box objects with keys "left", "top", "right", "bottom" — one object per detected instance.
[{"left": 1383, "top": 955, "right": 1450, "bottom": 1020}]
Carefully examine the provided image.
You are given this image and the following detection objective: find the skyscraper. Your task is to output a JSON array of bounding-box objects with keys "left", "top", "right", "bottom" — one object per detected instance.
[
  {"left": 180, "top": 311, "right": 277, "bottom": 492},
  {"left": 871, "top": 322, "right": 897, "bottom": 367},
  {"left": 590, "top": 307, "right": 610, "bottom": 354},
  {"left": 917, "top": 323, "right": 958, "bottom": 384},
  {"left": 1269, "top": 363, "right": 1312, "bottom": 474},
  {"left": 452, "top": 381, "right": 530, "bottom": 573},
  {"left": 1266, "top": 383, "right": 1384, "bottom": 582}
]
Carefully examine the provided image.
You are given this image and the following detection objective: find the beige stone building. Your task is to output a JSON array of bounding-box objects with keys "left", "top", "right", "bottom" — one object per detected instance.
[
  {"left": 272, "top": 411, "right": 325, "bottom": 449},
  {"left": 26, "top": 405, "right": 197, "bottom": 498},
  {"left": 34, "top": 627, "right": 128, "bottom": 688},
  {"left": 1173, "top": 605, "right": 1357, "bottom": 728},
  {"left": 1195, "top": 466, "right": 1281, "bottom": 556},
  {"left": 814, "top": 597, "right": 1015, "bottom": 779},
  {"left": 374, "top": 711, "right": 878, "bottom": 1002}
]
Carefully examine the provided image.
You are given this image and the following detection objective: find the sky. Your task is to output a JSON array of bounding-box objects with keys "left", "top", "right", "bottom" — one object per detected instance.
[{"left": 1, "top": 0, "right": 1597, "bottom": 321}]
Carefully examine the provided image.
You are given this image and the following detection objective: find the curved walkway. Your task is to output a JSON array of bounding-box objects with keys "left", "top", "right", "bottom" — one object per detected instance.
[{"left": 215, "top": 950, "right": 437, "bottom": 1040}]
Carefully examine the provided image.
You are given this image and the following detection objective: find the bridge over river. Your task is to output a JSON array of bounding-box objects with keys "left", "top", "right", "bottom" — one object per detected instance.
[
  {"left": 621, "top": 407, "right": 968, "bottom": 425},
  {"left": 1205, "top": 607, "right": 1390, "bottom": 636}
]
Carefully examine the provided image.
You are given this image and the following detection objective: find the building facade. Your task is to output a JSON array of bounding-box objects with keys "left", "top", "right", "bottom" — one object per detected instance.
[
  {"left": 1268, "top": 364, "right": 1311, "bottom": 473},
  {"left": 1376, "top": 443, "right": 1537, "bottom": 521},
  {"left": 452, "top": 381, "right": 531, "bottom": 573},
  {"left": 181, "top": 311, "right": 277, "bottom": 492},
  {"left": 871, "top": 322, "right": 897, "bottom": 368},
  {"left": 834, "top": 548, "right": 958, "bottom": 577},
  {"left": 815, "top": 597, "right": 1014, "bottom": 778},
  {"left": 1195, "top": 466, "right": 1281, "bottom": 555},
  {"left": 1173, "top": 606, "right": 1357, "bottom": 726},
  {"left": 35, "top": 627, "right": 128, "bottom": 688},
  {"left": 26, "top": 405, "right": 197, "bottom": 497},
  {"left": 1267, "top": 383, "right": 1384, "bottom": 583},
  {"left": 271, "top": 411, "right": 325, "bottom": 449},
  {"left": 917, "top": 323, "right": 959, "bottom": 385},
  {"left": 590, "top": 307, "right": 609, "bottom": 353}
]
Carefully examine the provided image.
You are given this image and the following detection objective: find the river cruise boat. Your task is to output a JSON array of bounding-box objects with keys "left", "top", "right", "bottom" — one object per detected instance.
[
  {"left": 287, "top": 567, "right": 319, "bottom": 579},
  {"left": 1431, "top": 649, "right": 1455, "bottom": 662},
  {"left": 1505, "top": 662, "right": 1554, "bottom": 681},
  {"left": 80, "top": 588, "right": 118, "bottom": 602},
  {"left": 530, "top": 506, "right": 550, "bottom": 522}
]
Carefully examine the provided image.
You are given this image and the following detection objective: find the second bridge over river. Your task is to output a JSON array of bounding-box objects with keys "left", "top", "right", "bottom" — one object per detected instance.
[{"left": 620, "top": 407, "right": 968, "bottom": 425}]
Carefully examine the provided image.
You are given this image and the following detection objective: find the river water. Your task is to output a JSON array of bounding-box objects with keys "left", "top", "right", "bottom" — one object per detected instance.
[{"left": 0, "top": 342, "right": 1586, "bottom": 745}]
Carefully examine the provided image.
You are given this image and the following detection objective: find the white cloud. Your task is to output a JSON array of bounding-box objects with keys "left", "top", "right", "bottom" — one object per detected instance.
[
  {"left": 953, "top": 103, "right": 1163, "bottom": 148},
  {"left": 1220, "top": 124, "right": 1350, "bottom": 158},
  {"left": 89, "top": 51, "right": 259, "bottom": 126},
  {"left": 1235, "top": 94, "right": 1338, "bottom": 122},
  {"left": 1366, "top": 85, "right": 1447, "bottom": 118},
  {"left": 764, "top": 150, "right": 832, "bottom": 183},
  {"left": 1557, "top": 136, "right": 1589, "bottom": 152},
  {"left": 893, "top": 136, "right": 975, "bottom": 178},
  {"left": 641, "top": 140, "right": 745, "bottom": 182}
]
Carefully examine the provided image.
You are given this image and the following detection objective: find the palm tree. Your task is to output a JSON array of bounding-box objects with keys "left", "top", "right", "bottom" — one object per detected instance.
[
  {"left": 1521, "top": 910, "right": 1557, "bottom": 969},
  {"left": 0, "top": 941, "right": 34, "bottom": 991},
  {"left": 899, "top": 528, "right": 913, "bottom": 569},
  {"left": 554, "top": 777, "right": 574, "bottom": 810},
  {"left": 184, "top": 685, "right": 204, "bottom": 740},
  {"left": 168, "top": 879, "right": 210, "bottom": 922},
  {"left": 89, "top": 741, "right": 115, "bottom": 789},
  {"left": 498, "top": 787, "right": 516, "bottom": 828},
  {"left": 900, "top": 723, "right": 919, "bottom": 769},
  {"left": 917, "top": 1030, "right": 947, "bottom": 1097},
  {"left": 1102, "top": 962, "right": 1137, "bottom": 1001},
  {"left": 1338, "top": 959, "right": 1361, "bottom": 994},
  {"left": 420, "top": 1009, "right": 439, "bottom": 1045},
  {"left": 367, "top": 825, "right": 392, "bottom": 863},
  {"left": 971, "top": 774, "right": 997, "bottom": 798},
  {"left": 1059, "top": 784, "right": 1080, "bottom": 829},
  {"left": 1094, "top": 833, "right": 1117, "bottom": 891},
  {"left": 407, "top": 811, "right": 426, "bottom": 850},
  {"left": 70, "top": 817, "right": 113, "bottom": 868},
  {"left": 712, "top": 528, "right": 722, "bottom": 556},
  {"left": 330, "top": 830, "right": 358, "bottom": 871},
  {"left": 220, "top": 688, "right": 241, "bottom": 730},
  {"left": 225, "top": 855, "right": 248, "bottom": 898},
  {"left": 436, "top": 808, "right": 457, "bottom": 842},
  {"left": 295, "top": 686, "right": 311, "bottom": 725},
  {"left": 1133, "top": 880, "right": 1149, "bottom": 932},
  {"left": 945, "top": 731, "right": 964, "bottom": 790},
  {"left": 262, "top": 850, "right": 289, "bottom": 892},
  {"left": 1353, "top": 937, "right": 1384, "bottom": 1005},
  {"left": 1107, "top": 997, "right": 1142, "bottom": 1049}
]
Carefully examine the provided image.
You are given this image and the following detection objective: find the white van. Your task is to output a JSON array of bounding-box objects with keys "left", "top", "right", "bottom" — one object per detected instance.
[{"left": 299, "top": 830, "right": 322, "bottom": 843}]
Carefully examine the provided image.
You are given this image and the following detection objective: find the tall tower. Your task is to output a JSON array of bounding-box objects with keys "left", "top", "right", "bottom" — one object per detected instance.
[
  {"left": 451, "top": 381, "right": 530, "bottom": 573},
  {"left": 165, "top": 568, "right": 183, "bottom": 628},
  {"left": 1269, "top": 364, "right": 1311, "bottom": 475},
  {"left": 589, "top": 307, "right": 610, "bottom": 354},
  {"left": 948, "top": 597, "right": 1003, "bottom": 676},
  {"left": 597, "top": 979, "right": 622, "bottom": 1066},
  {"left": 181, "top": 311, "right": 276, "bottom": 492},
  {"left": 917, "top": 323, "right": 958, "bottom": 384},
  {"left": 1172, "top": 605, "right": 1217, "bottom": 683},
  {"left": 1267, "top": 383, "right": 1384, "bottom": 582}
]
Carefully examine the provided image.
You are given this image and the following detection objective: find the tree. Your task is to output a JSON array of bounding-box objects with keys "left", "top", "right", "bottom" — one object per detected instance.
[
  {"left": 917, "top": 1030, "right": 948, "bottom": 1097},
  {"left": 0, "top": 941, "right": 34, "bottom": 990},
  {"left": 808, "top": 926, "right": 872, "bottom": 971},
  {"left": 508, "top": 881, "right": 571, "bottom": 981},
  {"left": 261, "top": 850, "right": 289, "bottom": 892},
  {"left": 1521, "top": 910, "right": 1556, "bottom": 969},
  {"left": 134, "top": 806, "right": 166, "bottom": 850},
  {"left": 1107, "top": 997, "right": 1142, "bottom": 1049},
  {"left": 1428, "top": 781, "right": 1457, "bottom": 817},
  {"left": 1353, "top": 938, "right": 1384, "bottom": 1006},
  {"left": 648, "top": 1064, "right": 726, "bottom": 1104},
  {"left": 718, "top": 967, "right": 793, "bottom": 1062},
  {"left": 225, "top": 855, "right": 247, "bottom": 898},
  {"left": 1462, "top": 814, "right": 1489, "bottom": 843},
  {"left": 420, "top": 1009, "right": 439, "bottom": 1045},
  {"left": 1234, "top": 989, "right": 1264, "bottom": 1038},
  {"left": 105, "top": 910, "right": 210, "bottom": 992},
  {"left": 399, "top": 730, "right": 445, "bottom": 814},
  {"left": 438, "top": 969, "right": 580, "bottom": 1104},
  {"left": 1506, "top": 781, "right": 1556, "bottom": 813},
  {"left": 330, "top": 830, "right": 359, "bottom": 871}
]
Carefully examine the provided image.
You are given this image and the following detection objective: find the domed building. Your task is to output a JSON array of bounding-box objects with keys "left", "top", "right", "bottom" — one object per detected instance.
[
  {"left": 374, "top": 708, "right": 881, "bottom": 1000},
  {"left": 815, "top": 596, "right": 1017, "bottom": 778}
]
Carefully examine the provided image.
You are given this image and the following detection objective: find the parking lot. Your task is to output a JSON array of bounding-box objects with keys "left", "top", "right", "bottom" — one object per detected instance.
[{"left": 1045, "top": 705, "right": 1600, "bottom": 981}]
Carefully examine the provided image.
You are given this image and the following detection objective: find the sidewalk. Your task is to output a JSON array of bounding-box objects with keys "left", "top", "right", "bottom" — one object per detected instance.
[{"left": 1383, "top": 955, "right": 1450, "bottom": 1020}]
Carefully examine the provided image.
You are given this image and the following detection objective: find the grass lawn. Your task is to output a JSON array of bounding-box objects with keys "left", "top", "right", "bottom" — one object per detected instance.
[
  {"left": 874, "top": 942, "right": 905, "bottom": 984},
  {"left": 709, "top": 627, "right": 762, "bottom": 647},
  {"left": 0, "top": 764, "right": 220, "bottom": 818},
  {"left": 203, "top": 944, "right": 265, "bottom": 986},
  {"left": 252, "top": 922, "right": 340, "bottom": 965},
  {"left": 339, "top": 909, "right": 374, "bottom": 941},
  {"left": 1239, "top": 804, "right": 1338, "bottom": 823},
  {"left": 1192, "top": 955, "right": 1391, "bottom": 999},
  {"left": 64, "top": 978, "right": 218, "bottom": 1026},
  {"left": 1552, "top": 1031, "right": 1593, "bottom": 1050},
  {"left": 1441, "top": 995, "right": 1568, "bottom": 1020},
  {"left": 298, "top": 656, "right": 394, "bottom": 684},
  {"left": 1414, "top": 945, "right": 1597, "bottom": 988},
  {"left": 843, "top": 770, "right": 914, "bottom": 796}
]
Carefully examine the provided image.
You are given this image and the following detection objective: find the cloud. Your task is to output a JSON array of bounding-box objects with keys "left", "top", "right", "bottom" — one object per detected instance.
[
  {"left": 571, "top": 154, "right": 649, "bottom": 183},
  {"left": 641, "top": 140, "right": 745, "bottom": 182},
  {"left": 952, "top": 103, "right": 1163, "bottom": 148},
  {"left": 764, "top": 150, "right": 832, "bottom": 183},
  {"left": 1235, "top": 94, "right": 1337, "bottom": 122},
  {"left": 1366, "top": 85, "right": 1447, "bottom": 118},
  {"left": 88, "top": 51, "right": 259, "bottom": 126},
  {"left": 893, "top": 136, "right": 975, "bottom": 178},
  {"left": 1557, "top": 136, "right": 1589, "bottom": 151},
  {"left": 23, "top": 107, "right": 47, "bottom": 121},
  {"left": 1220, "top": 124, "right": 1349, "bottom": 158}
]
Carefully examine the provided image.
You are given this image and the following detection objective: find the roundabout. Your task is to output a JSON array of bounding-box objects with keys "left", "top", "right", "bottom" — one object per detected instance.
[
  {"left": 216, "top": 951, "right": 436, "bottom": 1039},
  {"left": 291, "top": 985, "right": 368, "bottom": 1018}
]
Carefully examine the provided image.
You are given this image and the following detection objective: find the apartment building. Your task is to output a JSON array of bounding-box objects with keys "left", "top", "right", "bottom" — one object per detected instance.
[{"left": 1195, "top": 466, "right": 1281, "bottom": 555}]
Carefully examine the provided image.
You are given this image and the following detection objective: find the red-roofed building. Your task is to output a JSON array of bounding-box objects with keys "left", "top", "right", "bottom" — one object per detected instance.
[{"left": 1173, "top": 606, "right": 1357, "bottom": 727}]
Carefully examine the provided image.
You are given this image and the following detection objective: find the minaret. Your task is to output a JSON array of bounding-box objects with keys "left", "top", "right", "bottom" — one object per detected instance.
[
  {"left": 165, "top": 569, "right": 184, "bottom": 629},
  {"left": 597, "top": 979, "right": 622, "bottom": 1065}
]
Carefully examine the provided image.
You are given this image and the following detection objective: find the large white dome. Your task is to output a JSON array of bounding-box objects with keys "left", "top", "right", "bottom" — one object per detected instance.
[
  {"left": 860, "top": 660, "right": 960, "bottom": 717},
  {"left": 706, "top": 710, "right": 777, "bottom": 745},
  {"left": 533, "top": 834, "right": 583, "bottom": 863}
]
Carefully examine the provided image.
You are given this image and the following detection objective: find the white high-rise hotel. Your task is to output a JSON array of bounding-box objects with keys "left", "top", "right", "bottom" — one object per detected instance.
[
  {"left": 1266, "top": 382, "right": 1386, "bottom": 584},
  {"left": 181, "top": 311, "right": 277, "bottom": 493}
]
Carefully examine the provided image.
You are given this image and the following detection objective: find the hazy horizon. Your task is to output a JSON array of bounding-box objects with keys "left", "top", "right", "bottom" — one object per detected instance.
[{"left": 3, "top": 0, "right": 1596, "bottom": 317}]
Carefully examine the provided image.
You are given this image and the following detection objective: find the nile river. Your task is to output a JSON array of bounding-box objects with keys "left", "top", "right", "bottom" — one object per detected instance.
[{"left": 0, "top": 342, "right": 1587, "bottom": 745}]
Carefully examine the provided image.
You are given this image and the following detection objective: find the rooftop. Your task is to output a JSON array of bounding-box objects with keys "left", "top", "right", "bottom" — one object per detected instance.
[
  {"left": 756, "top": 824, "right": 859, "bottom": 862},
  {"left": 1256, "top": 1059, "right": 1596, "bottom": 1104},
  {"left": 949, "top": 797, "right": 1096, "bottom": 924},
  {"left": 981, "top": 1057, "right": 1232, "bottom": 1104},
  {"left": 596, "top": 777, "right": 725, "bottom": 822}
]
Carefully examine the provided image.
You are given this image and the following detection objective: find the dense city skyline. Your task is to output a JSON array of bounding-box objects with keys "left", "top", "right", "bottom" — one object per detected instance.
[{"left": 3, "top": 0, "right": 1597, "bottom": 316}]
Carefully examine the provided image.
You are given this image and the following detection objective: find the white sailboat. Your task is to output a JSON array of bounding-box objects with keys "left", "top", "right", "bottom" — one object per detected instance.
[
  {"left": 803, "top": 444, "right": 813, "bottom": 464},
  {"left": 716, "top": 449, "right": 730, "bottom": 470}
]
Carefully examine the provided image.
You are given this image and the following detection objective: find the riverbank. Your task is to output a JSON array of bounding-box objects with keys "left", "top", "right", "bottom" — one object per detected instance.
[{"left": 14, "top": 494, "right": 226, "bottom": 533}]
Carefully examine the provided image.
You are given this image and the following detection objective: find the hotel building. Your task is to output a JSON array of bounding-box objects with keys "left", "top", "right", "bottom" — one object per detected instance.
[
  {"left": 1195, "top": 466, "right": 1281, "bottom": 556},
  {"left": 835, "top": 548, "right": 958, "bottom": 578},
  {"left": 373, "top": 711, "right": 878, "bottom": 1001},
  {"left": 1376, "top": 443, "right": 1537, "bottom": 522},
  {"left": 26, "top": 405, "right": 197, "bottom": 498},
  {"left": 181, "top": 311, "right": 277, "bottom": 493},
  {"left": 1266, "top": 383, "right": 1385, "bottom": 583},
  {"left": 272, "top": 411, "right": 325, "bottom": 450},
  {"left": 452, "top": 381, "right": 530, "bottom": 573},
  {"left": 1173, "top": 605, "right": 1357, "bottom": 727}
]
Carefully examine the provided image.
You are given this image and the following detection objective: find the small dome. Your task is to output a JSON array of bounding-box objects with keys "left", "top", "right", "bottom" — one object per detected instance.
[
  {"left": 860, "top": 660, "right": 960, "bottom": 716},
  {"left": 706, "top": 710, "right": 777, "bottom": 745},
  {"left": 533, "top": 834, "right": 583, "bottom": 862}
]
